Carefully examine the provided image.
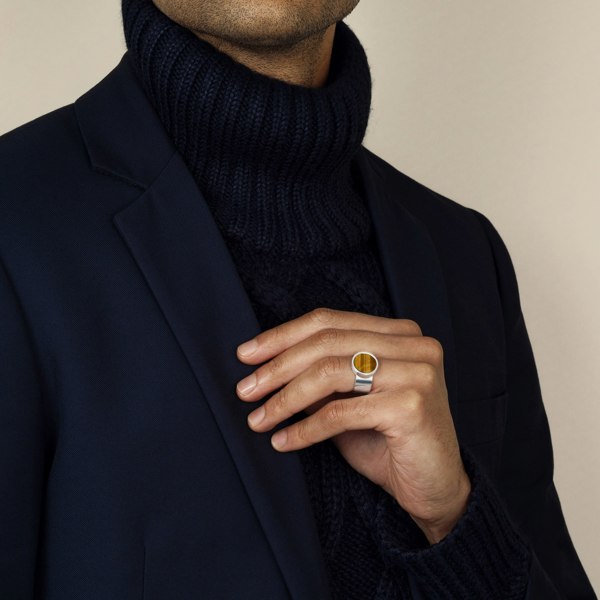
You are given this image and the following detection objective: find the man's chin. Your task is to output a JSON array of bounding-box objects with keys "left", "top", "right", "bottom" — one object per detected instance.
[
  {"left": 198, "top": 27, "right": 328, "bottom": 51},
  {"left": 192, "top": 14, "right": 332, "bottom": 50},
  {"left": 153, "top": 0, "right": 359, "bottom": 49}
]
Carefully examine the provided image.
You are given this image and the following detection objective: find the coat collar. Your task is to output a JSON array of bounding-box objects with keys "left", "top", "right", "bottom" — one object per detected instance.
[
  {"left": 75, "top": 52, "right": 458, "bottom": 599},
  {"left": 354, "top": 148, "right": 458, "bottom": 411}
]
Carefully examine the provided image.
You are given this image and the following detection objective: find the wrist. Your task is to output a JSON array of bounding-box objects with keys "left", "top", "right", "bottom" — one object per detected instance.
[{"left": 411, "top": 473, "right": 472, "bottom": 545}]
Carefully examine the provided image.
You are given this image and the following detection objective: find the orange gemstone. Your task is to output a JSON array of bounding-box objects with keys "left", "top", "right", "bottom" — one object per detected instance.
[{"left": 353, "top": 352, "right": 377, "bottom": 374}]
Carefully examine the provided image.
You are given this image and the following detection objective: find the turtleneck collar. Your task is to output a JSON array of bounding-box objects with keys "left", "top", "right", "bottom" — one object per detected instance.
[{"left": 122, "top": 0, "right": 373, "bottom": 258}]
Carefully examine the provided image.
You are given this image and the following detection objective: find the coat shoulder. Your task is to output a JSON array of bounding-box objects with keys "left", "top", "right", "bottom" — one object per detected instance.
[
  {"left": 361, "top": 147, "right": 524, "bottom": 333},
  {"left": 360, "top": 146, "right": 492, "bottom": 246},
  {"left": 0, "top": 104, "right": 90, "bottom": 211},
  {"left": 0, "top": 104, "right": 84, "bottom": 185},
  {"left": 0, "top": 103, "right": 136, "bottom": 256},
  {"left": 361, "top": 147, "right": 472, "bottom": 215}
]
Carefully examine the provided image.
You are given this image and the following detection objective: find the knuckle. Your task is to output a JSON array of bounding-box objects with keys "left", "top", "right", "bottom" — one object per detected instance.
[
  {"left": 268, "top": 355, "right": 285, "bottom": 377},
  {"left": 310, "top": 307, "right": 337, "bottom": 325},
  {"left": 270, "top": 323, "right": 288, "bottom": 345},
  {"left": 356, "top": 397, "right": 373, "bottom": 419},
  {"left": 421, "top": 336, "right": 444, "bottom": 363},
  {"left": 315, "top": 327, "right": 341, "bottom": 348},
  {"left": 295, "top": 420, "right": 310, "bottom": 443},
  {"left": 418, "top": 362, "right": 438, "bottom": 388},
  {"left": 316, "top": 356, "right": 343, "bottom": 380},
  {"left": 403, "top": 389, "right": 424, "bottom": 417},
  {"left": 402, "top": 319, "right": 423, "bottom": 336},
  {"left": 272, "top": 388, "right": 288, "bottom": 414},
  {"left": 324, "top": 400, "right": 344, "bottom": 425}
]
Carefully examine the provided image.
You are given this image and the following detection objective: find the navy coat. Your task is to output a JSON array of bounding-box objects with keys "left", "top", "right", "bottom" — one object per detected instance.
[{"left": 0, "top": 53, "right": 595, "bottom": 599}]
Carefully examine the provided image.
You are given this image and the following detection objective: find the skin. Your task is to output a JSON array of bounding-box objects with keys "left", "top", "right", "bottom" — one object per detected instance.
[
  {"left": 152, "top": 0, "right": 360, "bottom": 86},
  {"left": 236, "top": 308, "right": 472, "bottom": 545}
]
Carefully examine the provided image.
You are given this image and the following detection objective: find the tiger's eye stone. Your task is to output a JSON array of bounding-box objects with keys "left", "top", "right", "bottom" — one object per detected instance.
[{"left": 353, "top": 352, "right": 377, "bottom": 374}]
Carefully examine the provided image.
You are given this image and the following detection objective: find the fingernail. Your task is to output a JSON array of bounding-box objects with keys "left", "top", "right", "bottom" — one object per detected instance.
[
  {"left": 271, "top": 429, "right": 288, "bottom": 450},
  {"left": 237, "top": 374, "right": 257, "bottom": 396},
  {"left": 247, "top": 406, "right": 265, "bottom": 428},
  {"left": 238, "top": 339, "right": 258, "bottom": 357}
]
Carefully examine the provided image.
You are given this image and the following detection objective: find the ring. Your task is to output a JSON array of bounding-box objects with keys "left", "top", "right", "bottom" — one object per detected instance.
[{"left": 351, "top": 351, "right": 379, "bottom": 394}]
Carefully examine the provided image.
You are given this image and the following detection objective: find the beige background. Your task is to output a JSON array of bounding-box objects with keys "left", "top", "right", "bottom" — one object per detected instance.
[{"left": 1, "top": 0, "right": 598, "bottom": 591}]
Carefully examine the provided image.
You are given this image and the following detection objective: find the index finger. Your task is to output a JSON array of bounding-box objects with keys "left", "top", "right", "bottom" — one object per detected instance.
[{"left": 236, "top": 307, "right": 422, "bottom": 363}]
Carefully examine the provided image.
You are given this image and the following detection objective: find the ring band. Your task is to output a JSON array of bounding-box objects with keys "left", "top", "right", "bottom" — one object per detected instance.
[{"left": 351, "top": 351, "right": 379, "bottom": 394}]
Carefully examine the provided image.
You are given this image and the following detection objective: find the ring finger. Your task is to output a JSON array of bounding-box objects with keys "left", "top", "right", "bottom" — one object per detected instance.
[
  {"left": 237, "top": 329, "right": 438, "bottom": 402},
  {"left": 247, "top": 356, "right": 430, "bottom": 432}
]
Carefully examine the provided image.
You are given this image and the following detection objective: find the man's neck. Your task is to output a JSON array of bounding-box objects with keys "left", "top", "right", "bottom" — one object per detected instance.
[{"left": 194, "top": 24, "right": 336, "bottom": 88}]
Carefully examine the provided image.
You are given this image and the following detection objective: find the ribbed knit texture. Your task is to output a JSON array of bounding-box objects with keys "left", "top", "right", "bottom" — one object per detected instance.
[
  {"left": 383, "top": 446, "right": 531, "bottom": 598},
  {"left": 121, "top": 0, "right": 394, "bottom": 327},
  {"left": 122, "top": 1, "right": 532, "bottom": 597}
]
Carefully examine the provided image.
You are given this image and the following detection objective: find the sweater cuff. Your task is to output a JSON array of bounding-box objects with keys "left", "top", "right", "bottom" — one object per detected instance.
[{"left": 377, "top": 446, "right": 532, "bottom": 599}]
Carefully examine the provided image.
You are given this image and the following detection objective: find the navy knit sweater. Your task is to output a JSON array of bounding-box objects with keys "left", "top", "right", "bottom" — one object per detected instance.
[{"left": 122, "top": 1, "right": 532, "bottom": 597}]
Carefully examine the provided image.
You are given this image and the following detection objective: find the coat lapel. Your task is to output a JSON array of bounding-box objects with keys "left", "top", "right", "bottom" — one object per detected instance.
[
  {"left": 355, "top": 150, "right": 459, "bottom": 413},
  {"left": 75, "top": 51, "right": 458, "bottom": 599},
  {"left": 75, "top": 54, "right": 330, "bottom": 600}
]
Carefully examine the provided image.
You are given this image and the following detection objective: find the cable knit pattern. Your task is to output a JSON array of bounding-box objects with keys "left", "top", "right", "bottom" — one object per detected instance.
[
  {"left": 380, "top": 446, "right": 532, "bottom": 599},
  {"left": 122, "top": 1, "right": 532, "bottom": 597}
]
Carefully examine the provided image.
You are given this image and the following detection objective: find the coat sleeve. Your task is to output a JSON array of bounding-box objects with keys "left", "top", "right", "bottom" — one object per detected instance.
[
  {"left": 0, "top": 254, "right": 46, "bottom": 597},
  {"left": 467, "top": 208, "right": 596, "bottom": 599},
  {"left": 372, "top": 208, "right": 596, "bottom": 599}
]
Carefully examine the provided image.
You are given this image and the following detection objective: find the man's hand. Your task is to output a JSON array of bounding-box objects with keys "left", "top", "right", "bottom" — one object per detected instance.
[{"left": 235, "top": 307, "right": 471, "bottom": 544}]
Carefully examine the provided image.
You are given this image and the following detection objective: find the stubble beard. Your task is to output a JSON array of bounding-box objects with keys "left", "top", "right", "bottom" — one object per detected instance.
[{"left": 152, "top": 0, "right": 360, "bottom": 49}]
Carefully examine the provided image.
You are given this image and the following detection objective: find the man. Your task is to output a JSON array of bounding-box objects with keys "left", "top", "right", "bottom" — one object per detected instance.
[{"left": 0, "top": 0, "right": 595, "bottom": 598}]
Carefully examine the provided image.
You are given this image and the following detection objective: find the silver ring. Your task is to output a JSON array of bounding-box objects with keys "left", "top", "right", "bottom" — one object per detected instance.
[{"left": 351, "top": 351, "right": 379, "bottom": 394}]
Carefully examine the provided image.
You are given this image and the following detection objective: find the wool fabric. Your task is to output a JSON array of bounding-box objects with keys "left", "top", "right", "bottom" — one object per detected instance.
[{"left": 122, "top": 1, "right": 532, "bottom": 597}]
